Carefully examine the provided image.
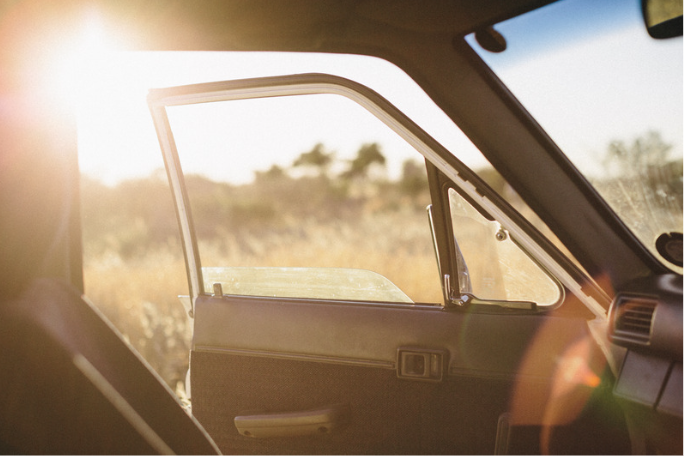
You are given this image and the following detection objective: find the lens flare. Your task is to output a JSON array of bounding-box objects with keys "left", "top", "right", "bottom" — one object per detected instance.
[{"left": 51, "top": 12, "right": 116, "bottom": 113}]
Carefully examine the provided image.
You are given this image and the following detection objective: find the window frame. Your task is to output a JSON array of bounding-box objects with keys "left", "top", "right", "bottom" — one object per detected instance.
[
  {"left": 444, "top": 185, "right": 563, "bottom": 307},
  {"left": 148, "top": 72, "right": 600, "bottom": 317}
]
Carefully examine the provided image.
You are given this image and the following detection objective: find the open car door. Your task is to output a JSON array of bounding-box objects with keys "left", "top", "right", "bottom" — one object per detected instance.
[{"left": 148, "top": 74, "right": 629, "bottom": 454}]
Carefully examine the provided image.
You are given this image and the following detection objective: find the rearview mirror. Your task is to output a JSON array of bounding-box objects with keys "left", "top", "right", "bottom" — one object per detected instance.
[{"left": 643, "top": 0, "right": 683, "bottom": 39}]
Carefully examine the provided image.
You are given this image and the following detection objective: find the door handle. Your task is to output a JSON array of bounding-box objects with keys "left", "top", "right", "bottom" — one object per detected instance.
[{"left": 234, "top": 403, "right": 349, "bottom": 438}]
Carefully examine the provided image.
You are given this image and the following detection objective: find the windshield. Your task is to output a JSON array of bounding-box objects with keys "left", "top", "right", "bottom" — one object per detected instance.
[{"left": 467, "top": 0, "right": 683, "bottom": 273}]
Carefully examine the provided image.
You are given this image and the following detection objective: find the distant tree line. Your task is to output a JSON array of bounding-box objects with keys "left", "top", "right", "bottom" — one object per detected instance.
[
  {"left": 258, "top": 142, "right": 388, "bottom": 181},
  {"left": 597, "top": 130, "right": 682, "bottom": 211},
  {"left": 81, "top": 132, "right": 681, "bottom": 261},
  {"left": 81, "top": 142, "right": 441, "bottom": 259}
]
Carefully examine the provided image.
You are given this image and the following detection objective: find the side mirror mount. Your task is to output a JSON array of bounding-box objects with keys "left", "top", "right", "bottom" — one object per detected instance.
[{"left": 643, "top": 0, "right": 683, "bottom": 39}]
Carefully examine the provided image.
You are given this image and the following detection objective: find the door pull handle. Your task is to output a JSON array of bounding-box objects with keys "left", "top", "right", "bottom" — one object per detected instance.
[{"left": 234, "top": 403, "right": 349, "bottom": 438}]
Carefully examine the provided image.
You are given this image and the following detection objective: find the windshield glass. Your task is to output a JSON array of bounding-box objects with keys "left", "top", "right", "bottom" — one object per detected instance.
[{"left": 467, "top": 0, "right": 683, "bottom": 273}]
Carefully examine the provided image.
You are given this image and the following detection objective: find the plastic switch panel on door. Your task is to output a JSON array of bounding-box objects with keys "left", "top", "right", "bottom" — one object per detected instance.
[{"left": 397, "top": 348, "right": 447, "bottom": 382}]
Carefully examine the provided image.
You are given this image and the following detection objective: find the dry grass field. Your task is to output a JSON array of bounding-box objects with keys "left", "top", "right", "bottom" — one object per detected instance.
[{"left": 83, "top": 248, "right": 191, "bottom": 390}]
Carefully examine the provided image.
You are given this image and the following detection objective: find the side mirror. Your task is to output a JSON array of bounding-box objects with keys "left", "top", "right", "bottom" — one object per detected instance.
[{"left": 643, "top": 0, "right": 683, "bottom": 39}]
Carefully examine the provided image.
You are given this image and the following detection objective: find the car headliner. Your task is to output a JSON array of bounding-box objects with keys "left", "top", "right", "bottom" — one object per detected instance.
[{"left": 93, "top": 0, "right": 557, "bottom": 50}]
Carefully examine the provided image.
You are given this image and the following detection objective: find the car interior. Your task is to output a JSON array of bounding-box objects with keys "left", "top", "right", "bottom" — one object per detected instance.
[{"left": 0, "top": 0, "right": 682, "bottom": 454}]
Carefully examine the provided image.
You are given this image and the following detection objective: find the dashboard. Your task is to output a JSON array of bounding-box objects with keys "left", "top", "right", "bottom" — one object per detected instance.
[{"left": 608, "top": 274, "right": 682, "bottom": 454}]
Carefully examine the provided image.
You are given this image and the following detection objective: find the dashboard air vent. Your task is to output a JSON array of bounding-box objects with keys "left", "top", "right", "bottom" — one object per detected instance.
[{"left": 611, "top": 297, "right": 657, "bottom": 345}]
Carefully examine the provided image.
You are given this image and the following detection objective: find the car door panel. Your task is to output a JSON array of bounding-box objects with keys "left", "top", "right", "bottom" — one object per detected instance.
[
  {"left": 192, "top": 295, "right": 587, "bottom": 379},
  {"left": 192, "top": 351, "right": 511, "bottom": 454},
  {"left": 189, "top": 293, "right": 591, "bottom": 454}
]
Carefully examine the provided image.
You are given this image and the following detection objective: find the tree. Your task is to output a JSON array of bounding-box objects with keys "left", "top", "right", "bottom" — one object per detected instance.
[
  {"left": 341, "top": 142, "right": 386, "bottom": 180},
  {"left": 292, "top": 143, "right": 334, "bottom": 177},
  {"left": 399, "top": 158, "right": 427, "bottom": 196},
  {"left": 599, "top": 131, "right": 682, "bottom": 218},
  {"left": 255, "top": 164, "right": 286, "bottom": 182},
  {"left": 603, "top": 130, "right": 672, "bottom": 176}
]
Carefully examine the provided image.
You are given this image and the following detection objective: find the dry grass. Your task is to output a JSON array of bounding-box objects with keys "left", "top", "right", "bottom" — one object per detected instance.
[
  {"left": 199, "top": 210, "right": 443, "bottom": 302},
  {"left": 83, "top": 248, "right": 191, "bottom": 389}
]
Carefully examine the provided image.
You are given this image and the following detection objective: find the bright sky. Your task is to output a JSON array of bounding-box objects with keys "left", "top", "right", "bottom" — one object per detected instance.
[
  {"left": 71, "top": 48, "right": 487, "bottom": 186},
  {"left": 468, "top": 0, "right": 683, "bottom": 178},
  {"left": 65, "top": 0, "right": 681, "bottom": 186},
  {"left": 165, "top": 91, "right": 429, "bottom": 184}
]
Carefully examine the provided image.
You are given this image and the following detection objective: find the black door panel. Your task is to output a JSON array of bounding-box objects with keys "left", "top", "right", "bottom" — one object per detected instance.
[
  {"left": 192, "top": 351, "right": 514, "bottom": 454},
  {"left": 189, "top": 294, "right": 592, "bottom": 454}
]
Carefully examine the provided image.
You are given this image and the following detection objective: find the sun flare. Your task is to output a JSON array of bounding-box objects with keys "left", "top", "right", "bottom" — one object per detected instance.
[{"left": 51, "top": 13, "right": 118, "bottom": 113}]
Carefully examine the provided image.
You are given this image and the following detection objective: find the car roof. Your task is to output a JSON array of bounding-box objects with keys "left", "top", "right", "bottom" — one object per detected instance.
[{"left": 95, "top": 0, "right": 557, "bottom": 52}]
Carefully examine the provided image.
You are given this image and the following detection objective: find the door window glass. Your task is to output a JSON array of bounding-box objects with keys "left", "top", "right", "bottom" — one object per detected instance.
[{"left": 167, "top": 93, "right": 444, "bottom": 304}]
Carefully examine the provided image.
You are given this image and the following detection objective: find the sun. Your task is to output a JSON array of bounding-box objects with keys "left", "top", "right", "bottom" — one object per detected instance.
[{"left": 51, "top": 12, "right": 120, "bottom": 114}]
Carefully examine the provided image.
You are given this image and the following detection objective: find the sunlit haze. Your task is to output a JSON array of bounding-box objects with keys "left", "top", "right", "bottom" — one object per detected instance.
[{"left": 72, "top": 47, "right": 487, "bottom": 185}]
